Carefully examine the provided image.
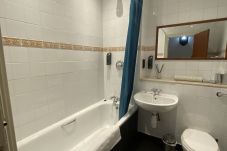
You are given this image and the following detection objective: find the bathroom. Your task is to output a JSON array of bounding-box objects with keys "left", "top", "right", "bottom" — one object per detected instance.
[{"left": 0, "top": 0, "right": 227, "bottom": 151}]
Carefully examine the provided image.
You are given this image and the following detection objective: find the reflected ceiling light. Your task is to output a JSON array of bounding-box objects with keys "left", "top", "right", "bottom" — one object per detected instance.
[{"left": 179, "top": 36, "right": 188, "bottom": 46}]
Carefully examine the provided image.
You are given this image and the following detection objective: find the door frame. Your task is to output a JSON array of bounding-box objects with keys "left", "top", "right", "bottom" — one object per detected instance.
[{"left": 0, "top": 28, "right": 17, "bottom": 151}]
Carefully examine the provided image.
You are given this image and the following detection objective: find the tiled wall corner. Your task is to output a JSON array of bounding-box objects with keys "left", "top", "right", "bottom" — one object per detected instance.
[{"left": 0, "top": 0, "right": 104, "bottom": 141}]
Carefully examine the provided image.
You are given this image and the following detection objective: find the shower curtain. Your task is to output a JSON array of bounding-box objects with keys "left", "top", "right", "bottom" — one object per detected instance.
[{"left": 119, "top": 0, "right": 143, "bottom": 118}]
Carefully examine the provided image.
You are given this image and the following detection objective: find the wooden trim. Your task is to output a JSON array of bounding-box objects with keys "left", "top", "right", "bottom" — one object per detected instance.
[
  {"left": 155, "top": 17, "right": 227, "bottom": 60},
  {"left": 157, "top": 17, "right": 227, "bottom": 29}
]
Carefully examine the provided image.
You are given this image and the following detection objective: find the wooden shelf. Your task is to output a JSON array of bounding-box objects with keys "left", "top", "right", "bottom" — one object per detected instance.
[{"left": 141, "top": 77, "right": 227, "bottom": 89}]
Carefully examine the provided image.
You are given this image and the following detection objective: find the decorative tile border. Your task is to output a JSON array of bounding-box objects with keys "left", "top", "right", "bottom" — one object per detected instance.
[
  {"left": 103, "top": 46, "right": 155, "bottom": 52},
  {"left": 141, "top": 46, "right": 155, "bottom": 51},
  {"left": 2, "top": 37, "right": 155, "bottom": 52}
]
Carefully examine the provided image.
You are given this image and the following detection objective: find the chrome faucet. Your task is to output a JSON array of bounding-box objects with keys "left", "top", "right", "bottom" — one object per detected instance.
[
  {"left": 110, "top": 96, "right": 120, "bottom": 109},
  {"left": 151, "top": 88, "right": 161, "bottom": 96}
]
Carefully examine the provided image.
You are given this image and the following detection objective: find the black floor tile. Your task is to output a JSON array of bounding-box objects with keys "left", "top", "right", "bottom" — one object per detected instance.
[{"left": 127, "top": 132, "right": 164, "bottom": 151}]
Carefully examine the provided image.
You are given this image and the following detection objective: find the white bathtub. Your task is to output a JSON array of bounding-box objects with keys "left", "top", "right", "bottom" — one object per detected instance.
[{"left": 17, "top": 100, "right": 137, "bottom": 151}]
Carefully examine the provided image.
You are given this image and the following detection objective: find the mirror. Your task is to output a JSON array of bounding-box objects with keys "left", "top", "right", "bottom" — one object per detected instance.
[{"left": 155, "top": 18, "right": 227, "bottom": 60}]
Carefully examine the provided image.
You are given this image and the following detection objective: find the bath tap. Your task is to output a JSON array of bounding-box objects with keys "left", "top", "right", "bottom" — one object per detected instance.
[
  {"left": 110, "top": 96, "right": 120, "bottom": 109},
  {"left": 150, "top": 88, "right": 161, "bottom": 96}
]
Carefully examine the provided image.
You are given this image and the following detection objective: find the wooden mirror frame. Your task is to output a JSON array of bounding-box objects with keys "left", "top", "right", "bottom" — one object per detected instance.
[{"left": 155, "top": 17, "right": 227, "bottom": 60}]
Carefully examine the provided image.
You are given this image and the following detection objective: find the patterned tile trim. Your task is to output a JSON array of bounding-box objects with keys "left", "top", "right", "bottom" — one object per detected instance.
[
  {"left": 2, "top": 37, "right": 103, "bottom": 51},
  {"left": 103, "top": 46, "right": 155, "bottom": 52},
  {"left": 2, "top": 37, "right": 155, "bottom": 52}
]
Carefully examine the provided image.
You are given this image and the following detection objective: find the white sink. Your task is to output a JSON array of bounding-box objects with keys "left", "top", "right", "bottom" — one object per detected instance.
[{"left": 134, "top": 91, "right": 178, "bottom": 113}]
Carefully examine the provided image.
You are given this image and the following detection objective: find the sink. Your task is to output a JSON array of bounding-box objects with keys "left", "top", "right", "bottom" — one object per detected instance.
[{"left": 134, "top": 91, "right": 178, "bottom": 113}]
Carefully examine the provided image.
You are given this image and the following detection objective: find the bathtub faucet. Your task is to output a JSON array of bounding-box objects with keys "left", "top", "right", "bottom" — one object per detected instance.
[{"left": 110, "top": 96, "right": 120, "bottom": 109}]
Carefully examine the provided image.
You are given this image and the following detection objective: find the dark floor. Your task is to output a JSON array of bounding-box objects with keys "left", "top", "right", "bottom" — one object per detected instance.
[
  {"left": 126, "top": 132, "right": 183, "bottom": 151},
  {"left": 128, "top": 132, "right": 164, "bottom": 151},
  {"left": 111, "top": 112, "right": 183, "bottom": 151}
]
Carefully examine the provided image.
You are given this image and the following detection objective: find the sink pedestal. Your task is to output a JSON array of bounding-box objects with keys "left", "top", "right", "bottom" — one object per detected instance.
[{"left": 151, "top": 113, "right": 160, "bottom": 128}]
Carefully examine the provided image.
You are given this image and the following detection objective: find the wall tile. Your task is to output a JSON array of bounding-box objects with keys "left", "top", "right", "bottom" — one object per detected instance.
[
  {"left": 10, "top": 47, "right": 28, "bottom": 63},
  {"left": 12, "top": 78, "right": 30, "bottom": 95},
  {"left": 1, "top": 0, "right": 104, "bottom": 142},
  {"left": 12, "top": 63, "right": 30, "bottom": 79},
  {"left": 30, "top": 63, "right": 46, "bottom": 76},
  {"left": 102, "top": 1, "right": 227, "bottom": 150},
  {"left": 0, "top": 18, "right": 7, "bottom": 36},
  {"left": 218, "top": 6, "right": 227, "bottom": 18},
  {"left": 5, "top": 19, "right": 28, "bottom": 38}
]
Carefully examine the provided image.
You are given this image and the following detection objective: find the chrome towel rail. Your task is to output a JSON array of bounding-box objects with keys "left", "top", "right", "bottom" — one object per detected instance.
[
  {"left": 61, "top": 119, "right": 77, "bottom": 128},
  {"left": 216, "top": 92, "right": 227, "bottom": 97}
]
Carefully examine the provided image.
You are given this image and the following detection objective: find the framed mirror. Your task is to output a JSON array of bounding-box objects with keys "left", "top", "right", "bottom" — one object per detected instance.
[{"left": 155, "top": 18, "right": 227, "bottom": 60}]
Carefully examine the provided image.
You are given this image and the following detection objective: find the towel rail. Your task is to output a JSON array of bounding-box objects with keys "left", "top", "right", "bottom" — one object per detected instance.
[{"left": 216, "top": 92, "right": 227, "bottom": 97}]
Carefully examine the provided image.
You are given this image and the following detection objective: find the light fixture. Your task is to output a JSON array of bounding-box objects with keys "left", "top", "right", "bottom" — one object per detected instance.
[{"left": 179, "top": 36, "right": 188, "bottom": 46}]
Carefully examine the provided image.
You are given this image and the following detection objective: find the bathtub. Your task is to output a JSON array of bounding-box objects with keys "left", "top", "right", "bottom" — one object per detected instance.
[{"left": 17, "top": 100, "right": 137, "bottom": 151}]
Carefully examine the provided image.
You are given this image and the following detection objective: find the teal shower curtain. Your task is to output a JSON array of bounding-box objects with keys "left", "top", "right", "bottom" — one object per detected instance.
[{"left": 119, "top": 0, "right": 143, "bottom": 118}]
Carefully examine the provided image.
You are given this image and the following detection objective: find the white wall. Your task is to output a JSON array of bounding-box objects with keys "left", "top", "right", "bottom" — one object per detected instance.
[
  {"left": 1, "top": 0, "right": 227, "bottom": 150},
  {"left": 138, "top": 0, "right": 227, "bottom": 150},
  {"left": 103, "top": 0, "right": 227, "bottom": 150},
  {"left": 102, "top": 0, "right": 130, "bottom": 98},
  {"left": 0, "top": 0, "right": 104, "bottom": 141}
]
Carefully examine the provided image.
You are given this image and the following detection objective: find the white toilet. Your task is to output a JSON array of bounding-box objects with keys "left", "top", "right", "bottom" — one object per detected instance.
[{"left": 181, "top": 129, "right": 220, "bottom": 151}]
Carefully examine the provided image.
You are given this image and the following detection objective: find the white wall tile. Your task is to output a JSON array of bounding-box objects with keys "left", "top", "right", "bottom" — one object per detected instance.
[
  {"left": 10, "top": 47, "right": 28, "bottom": 63},
  {"left": 12, "top": 78, "right": 30, "bottom": 95},
  {"left": 103, "top": 0, "right": 227, "bottom": 150},
  {"left": 30, "top": 63, "right": 46, "bottom": 76},
  {"left": 5, "top": 1, "right": 25, "bottom": 22},
  {"left": 12, "top": 63, "right": 30, "bottom": 79},
  {"left": 28, "top": 48, "right": 44, "bottom": 62},
  {"left": 218, "top": 6, "right": 227, "bottom": 18},
  {"left": 1, "top": 0, "right": 104, "bottom": 142},
  {"left": 5, "top": 19, "right": 28, "bottom": 38},
  {"left": 134, "top": 0, "right": 227, "bottom": 150},
  {"left": 0, "top": 18, "right": 7, "bottom": 36}
]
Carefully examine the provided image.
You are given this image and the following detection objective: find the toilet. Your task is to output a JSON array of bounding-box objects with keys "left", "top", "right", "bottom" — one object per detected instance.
[{"left": 181, "top": 129, "right": 220, "bottom": 151}]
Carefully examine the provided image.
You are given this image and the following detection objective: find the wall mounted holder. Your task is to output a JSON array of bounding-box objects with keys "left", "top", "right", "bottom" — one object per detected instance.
[
  {"left": 116, "top": 61, "right": 124, "bottom": 70},
  {"left": 148, "top": 56, "right": 153, "bottom": 69},
  {"left": 106, "top": 53, "right": 112, "bottom": 65},
  {"left": 142, "top": 59, "right": 146, "bottom": 69},
  {"left": 155, "top": 64, "right": 164, "bottom": 79}
]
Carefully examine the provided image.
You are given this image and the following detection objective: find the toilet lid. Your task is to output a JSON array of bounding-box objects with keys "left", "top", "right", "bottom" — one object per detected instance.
[{"left": 181, "top": 129, "right": 219, "bottom": 151}]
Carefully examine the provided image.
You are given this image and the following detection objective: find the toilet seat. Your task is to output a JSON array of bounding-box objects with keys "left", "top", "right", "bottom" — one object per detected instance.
[{"left": 181, "top": 129, "right": 219, "bottom": 151}]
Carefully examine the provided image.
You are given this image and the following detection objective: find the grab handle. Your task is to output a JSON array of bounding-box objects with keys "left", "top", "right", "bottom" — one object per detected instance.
[
  {"left": 216, "top": 92, "right": 227, "bottom": 97},
  {"left": 61, "top": 119, "right": 77, "bottom": 128}
]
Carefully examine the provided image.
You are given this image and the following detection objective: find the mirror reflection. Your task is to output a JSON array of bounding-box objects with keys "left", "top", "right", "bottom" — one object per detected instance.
[{"left": 156, "top": 18, "right": 227, "bottom": 60}]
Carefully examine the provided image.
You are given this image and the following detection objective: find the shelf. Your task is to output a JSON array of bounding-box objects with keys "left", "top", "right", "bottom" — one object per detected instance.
[{"left": 141, "top": 77, "right": 227, "bottom": 89}]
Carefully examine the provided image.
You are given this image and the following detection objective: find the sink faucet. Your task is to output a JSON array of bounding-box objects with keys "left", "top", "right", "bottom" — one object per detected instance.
[
  {"left": 110, "top": 96, "right": 120, "bottom": 109},
  {"left": 151, "top": 88, "right": 161, "bottom": 96}
]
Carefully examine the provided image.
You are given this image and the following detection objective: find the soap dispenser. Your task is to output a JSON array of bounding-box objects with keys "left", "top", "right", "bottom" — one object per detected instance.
[
  {"left": 106, "top": 53, "right": 112, "bottom": 65},
  {"left": 148, "top": 56, "right": 153, "bottom": 69}
]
